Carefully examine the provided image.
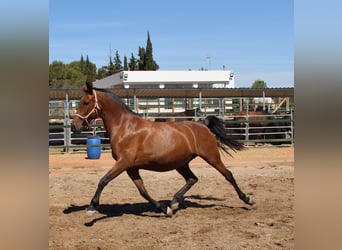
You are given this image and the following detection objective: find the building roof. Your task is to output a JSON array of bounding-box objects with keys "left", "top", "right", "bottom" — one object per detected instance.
[
  {"left": 49, "top": 87, "right": 294, "bottom": 100},
  {"left": 49, "top": 70, "right": 293, "bottom": 100},
  {"left": 94, "top": 70, "right": 235, "bottom": 89}
]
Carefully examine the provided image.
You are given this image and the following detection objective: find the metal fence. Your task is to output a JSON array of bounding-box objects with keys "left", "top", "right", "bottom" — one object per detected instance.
[
  {"left": 224, "top": 112, "right": 294, "bottom": 145},
  {"left": 49, "top": 99, "right": 294, "bottom": 153}
]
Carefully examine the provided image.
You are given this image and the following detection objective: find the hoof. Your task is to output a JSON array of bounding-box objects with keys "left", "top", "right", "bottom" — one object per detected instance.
[
  {"left": 86, "top": 209, "right": 97, "bottom": 216},
  {"left": 166, "top": 206, "right": 173, "bottom": 217},
  {"left": 170, "top": 202, "right": 179, "bottom": 211},
  {"left": 247, "top": 197, "right": 256, "bottom": 205}
]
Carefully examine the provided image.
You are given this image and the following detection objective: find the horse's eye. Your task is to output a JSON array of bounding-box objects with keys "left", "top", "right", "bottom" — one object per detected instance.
[{"left": 83, "top": 101, "right": 89, "bottom": 106}]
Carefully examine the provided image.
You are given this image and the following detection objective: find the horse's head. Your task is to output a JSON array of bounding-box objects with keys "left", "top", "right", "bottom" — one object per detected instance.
[
  {"left": 71, "top": 82, "right": 100, "bottom": 133},
  {"left": 194, "top": 107, "right": 203, "bottom": 117}
]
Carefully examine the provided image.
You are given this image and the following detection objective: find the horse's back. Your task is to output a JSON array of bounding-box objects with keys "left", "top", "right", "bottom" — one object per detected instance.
[{"left": 162, "top": 120, "right": 218, "bottom": 155}]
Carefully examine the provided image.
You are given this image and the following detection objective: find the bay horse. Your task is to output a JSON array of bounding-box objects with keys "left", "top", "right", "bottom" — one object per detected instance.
[
  {"left": 234, "top": 111, "right": 272, "bottom": 128},
  {"left": 154, "top": 107, "right": 202, "bottom": 122},
  {"left": 232, "top": 111, "right": 283, "bottom": 143},
  {"left": 71, "top": 82, "right": 255, "bottom": 217}
]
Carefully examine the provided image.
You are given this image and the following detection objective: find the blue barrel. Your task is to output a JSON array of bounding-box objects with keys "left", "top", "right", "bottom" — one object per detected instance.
[{"left": 87, "top": 136, "right": 101, "bottom": 159}]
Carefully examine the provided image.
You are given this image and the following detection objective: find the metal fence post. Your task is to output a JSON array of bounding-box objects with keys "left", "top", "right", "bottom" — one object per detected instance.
[
  {"left": 245, "top": 98, "right": 249, "bottom": 143},
  {"left": 290, "top": 107, "right": 294, "bottom": 145},
  {"left": 64, "top": 92, "right": 70, "bottom": 153}
]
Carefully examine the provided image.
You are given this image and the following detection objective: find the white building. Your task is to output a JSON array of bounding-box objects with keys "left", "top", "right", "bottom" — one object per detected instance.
[
  {"left": 93, "top": 70, "right": 235, "bottom": 114},
  {"left": 94, "top": 70, "right": 235, "bottom": 89}
]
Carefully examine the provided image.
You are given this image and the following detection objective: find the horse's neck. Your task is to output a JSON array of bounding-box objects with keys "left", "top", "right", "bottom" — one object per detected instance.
[{"left": 99, "top": 94, "right": 131, "bottom": 133}]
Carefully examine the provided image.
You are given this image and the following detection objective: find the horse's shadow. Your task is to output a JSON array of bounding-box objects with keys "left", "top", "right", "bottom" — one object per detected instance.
[{"left": 63, "top": 195, "right": 249, "bottom": 227}]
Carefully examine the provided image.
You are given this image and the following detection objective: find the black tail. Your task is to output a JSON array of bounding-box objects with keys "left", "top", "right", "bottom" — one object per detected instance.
[{"left": 204, "top": 115, "right": 246, "bottom": 157}]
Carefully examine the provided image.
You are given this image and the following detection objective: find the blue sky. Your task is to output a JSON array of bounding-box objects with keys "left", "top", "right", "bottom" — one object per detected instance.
[{"left": 49, "top": 0, "right": 293, "bottom": 87}]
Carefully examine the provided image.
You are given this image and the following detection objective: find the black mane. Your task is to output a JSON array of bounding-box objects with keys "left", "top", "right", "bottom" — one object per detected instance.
[{"left": 94, "top": 87, "right": 139, "bottom": 116}]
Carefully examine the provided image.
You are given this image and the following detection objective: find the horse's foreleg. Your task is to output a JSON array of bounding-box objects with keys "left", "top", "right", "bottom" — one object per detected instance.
[
  {"left": 170, "top": 164, "right": 198, "bottom": 213},
  {"left": 126, "top": 169, "right": 173, "bottom": 216},
  {"left": 86, "top": 165, "right": 125, "bottom": 216}
]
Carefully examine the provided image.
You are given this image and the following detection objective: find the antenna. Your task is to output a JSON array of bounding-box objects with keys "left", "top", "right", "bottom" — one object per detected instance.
[{"left": 204, "top": 54, "right": 211, "bottom": 70}]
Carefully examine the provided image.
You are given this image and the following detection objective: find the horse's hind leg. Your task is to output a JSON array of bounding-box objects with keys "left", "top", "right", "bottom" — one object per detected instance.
[
  {"left": 170, "top": 164, "right": 198, "bottom": 213},
  {"left": 204, "top": 155, "right": 255, "bottom": 206},
  {"left": 126, "top": 169, "right": 173, "bottom": 216}
]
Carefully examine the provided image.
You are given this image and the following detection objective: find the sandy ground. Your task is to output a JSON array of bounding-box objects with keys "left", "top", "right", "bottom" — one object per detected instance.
[{"left": 49, "top": 145, "right": 294, "bottom": 249}]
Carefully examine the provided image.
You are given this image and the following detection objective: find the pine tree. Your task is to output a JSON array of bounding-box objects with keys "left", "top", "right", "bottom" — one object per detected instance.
[
  {"left": 107, "top": 56, "right": 115, "bottom": 76},
  {"left": 129, "top": 53, "right": 138, "bottom": 71},
  {"left": 97, "top": 66, "right": 108, "bottom": 79},
  {"left": 113, "top": 50, "right": 122, "bottom": 73}
]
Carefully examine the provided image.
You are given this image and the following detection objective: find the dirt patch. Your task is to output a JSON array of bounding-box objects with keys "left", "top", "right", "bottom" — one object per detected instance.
[
  {"left": 49, "top": 145, "right": 294, "bottom": 172},
  {"left": 49, "top": 146, "right": 294, "bottom": 249}
]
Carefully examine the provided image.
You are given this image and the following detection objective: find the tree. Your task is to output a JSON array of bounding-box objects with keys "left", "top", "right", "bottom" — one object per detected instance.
[
  {"left": 128, "top": 53, "right": 138, "bottom": 71},
  {"left": 97, "top": 66, "right": 108, "bottom": 79},
  {"left": 49, "top": 57, "right": 97, "bottom": 89},
  {"left": 107, "top": 56, "right": 115, "bottom": 75},
  {"left": 123, "top": 56, "right": 128, "bottom": 71},
  {"left": 85, "top": 55, "right": 96, "bottom": 83},
  {"left": 49, "top": 60, "right": 66, "bottom": 88},
  {"left": 49, "top": 61, "right": 65, "bottom": 80},
  {"left": 80, "top": 55, "right": 85, "bottom": 74},
  {"left": 113, "top": 50, "right": 122, "bottom": 73},
  {"left": 144, "top": 31, "right": 159, "bottom": 70},
  {"left": 138, "top": 46, "right": 145, "bottom": 70},
  {"left": 49, "top": 32, "right": 160, "bottom": 88},
  {"left": 135, "top": 32, "right": 159, "bottom": 71},
  {"left": 251, "top": 80, "right": 268, "bottom": 88}
]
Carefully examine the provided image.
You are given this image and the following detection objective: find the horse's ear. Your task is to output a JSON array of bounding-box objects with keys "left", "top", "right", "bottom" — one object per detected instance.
[{"left": 82, "top": 81, "right": 93, "bottom": 94}]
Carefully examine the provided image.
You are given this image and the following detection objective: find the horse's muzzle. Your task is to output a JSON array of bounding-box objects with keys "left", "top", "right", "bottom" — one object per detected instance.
[{"left": 71, "top": 118, "right": 83, "bottom": 133}]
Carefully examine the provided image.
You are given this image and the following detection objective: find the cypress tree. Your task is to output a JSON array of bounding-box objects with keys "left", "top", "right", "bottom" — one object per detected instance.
[
  {"left": 80, "top": 55, "right": 85, "bottom": 74},
  {"left": 85, "top": 55, "right": 96, "bottom": 82},
  {"left": 138, "top": 46, "right": 145, "bottom": 70},
  {"left": 144, "top": 32, "right": 159, "bottom": 70},
  {"left": 123, "top": 56, "right": 128, "bottom": 70}
]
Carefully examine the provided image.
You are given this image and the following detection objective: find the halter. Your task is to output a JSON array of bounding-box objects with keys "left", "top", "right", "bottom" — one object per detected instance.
[{"left": 75, "top": 90, "right": 100, "bottom": 129}]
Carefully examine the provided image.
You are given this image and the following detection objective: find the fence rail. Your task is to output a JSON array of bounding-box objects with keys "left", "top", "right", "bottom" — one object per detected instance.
[{"left": 49, "top": 110, "right": 294, "bottom": 154}]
